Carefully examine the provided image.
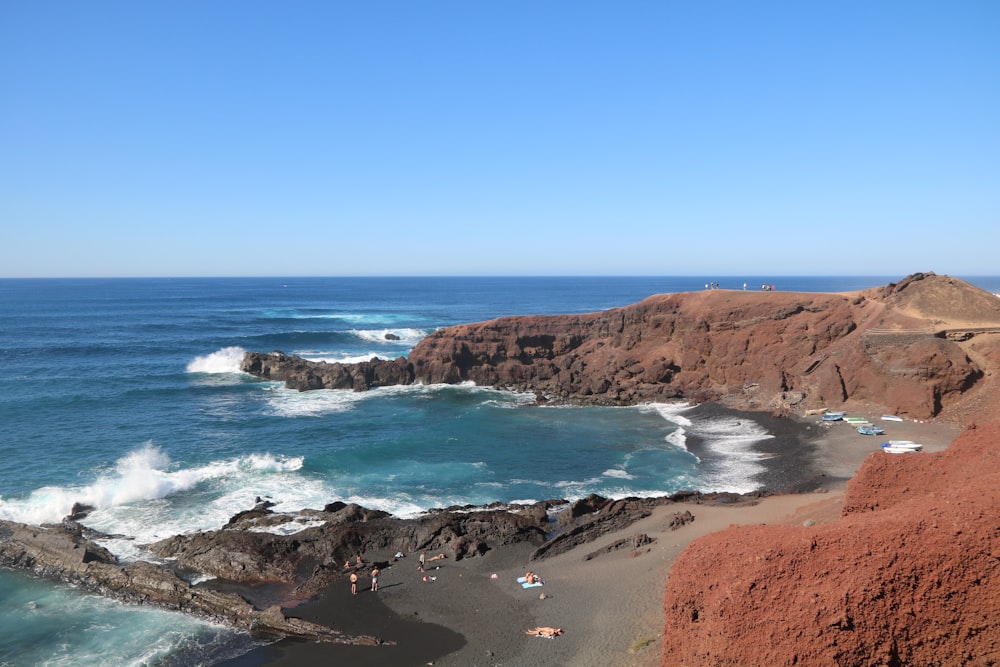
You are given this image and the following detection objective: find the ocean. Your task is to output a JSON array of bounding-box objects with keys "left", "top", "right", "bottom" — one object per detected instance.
[{"left": 2, "top": 275, "right": 998, "bottom": 666}]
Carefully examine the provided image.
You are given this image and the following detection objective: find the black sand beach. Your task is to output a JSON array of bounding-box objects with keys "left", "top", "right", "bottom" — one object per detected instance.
[{"left": 219, "top": 407, "right": 959, "bottom": 667}]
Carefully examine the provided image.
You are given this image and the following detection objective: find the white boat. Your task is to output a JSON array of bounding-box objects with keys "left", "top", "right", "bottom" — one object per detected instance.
[
  {"left": 882, "top": 440, "right": 923, "bottom": 453},
  {"left": 843, "top": 416, "right": 870, "bottom": 424},
  {"left": 882, "top": 446, "right": 921, "bottom": 454},
  {"left": 821, "top": 411, "right": 846, "bottom": 422},
  {"left": 881, "top": 414, "right": 904, "bottom": 422},
  {"left": 881, "top": 441, "right": 923, "bottom": 452}
]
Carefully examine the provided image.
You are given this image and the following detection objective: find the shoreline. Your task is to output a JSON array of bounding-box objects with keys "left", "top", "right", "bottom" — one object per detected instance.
[{"left": 222, "top": 410, "right": 962, "bottom": 667}]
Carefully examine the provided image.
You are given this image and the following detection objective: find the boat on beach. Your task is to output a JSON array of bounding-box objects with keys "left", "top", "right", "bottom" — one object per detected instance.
[
  {"left": 881, "top": 441, "right": 923, "bottom": 453},
  {"left": 858, "top": 425, "right": 885, "bottom": 435},
  {"left": 843, "top": 416, "right": 871, "bottom": 425},
  {"left": 821, "top": 411, "right": 846, "bottom": 422},
  {"left": 881, "top": 414, "right": 904, "bottom": 422}
]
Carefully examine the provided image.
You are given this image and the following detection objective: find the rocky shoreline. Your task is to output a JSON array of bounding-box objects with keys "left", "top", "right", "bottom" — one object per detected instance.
[
  {"left": 239, "top": 273, "right": 1000, "bottom": 424},
  {"left": 4, "top": 273, "right": 999, "bottom": 665},
  {"left": 0, "top": 484, "right": 776, "bottom": 649}
]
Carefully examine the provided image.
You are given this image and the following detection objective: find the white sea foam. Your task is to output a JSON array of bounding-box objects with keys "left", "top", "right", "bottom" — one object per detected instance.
[
  {"left": 297, "top": 351, "right": 395, "bottom": 364},
  {"left": 665, "top": 426, "right": 690, "bottom": 451},
  {"left": 261, "top": 380, "right": 532, "bottom": 418},
  {"left": 642, "top": 402, "right": 694, "bottom": 427},
  {"left": 686, "top": 415, "right": 775, "bottom": 493},
  {"left": 243, "top": 452, "right": 304, "bottom": 472},
  {"left": 349, "top": 327, "right": 429, "bottom": 345},
  {"left": 0, "top": 443, "right": 305, "bottom": 537},
  {"left": 602, "top": 468, "right": 635, "bottom": 480},
  {"left": 0, "top": 443, "right": 208, "bottom": 526},
  {"left": 185, "top": 346, "right": 247, "bottom": 374},
  {"left": 262, "top": 384, "right": 375, "bottom": 417}
]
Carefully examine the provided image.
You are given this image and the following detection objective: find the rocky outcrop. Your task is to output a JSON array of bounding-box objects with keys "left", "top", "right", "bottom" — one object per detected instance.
[
  {"left": 240, "top": 352, "right": 413, "bottom": 391},
  {"left": 1, "top": 493, "right": 699, "bottom": 641},
  {"left": 148, "top": 501, "right": 552, "bottom": 599},
  {"left": 241, "top": 273, "right": 1000, "bottom": 421},
  {"left": 0, "top": 519, "right": 382, "bottom": 645},
  {"left": 660, "top": 421, "right": 1000, "bottom": 666}
]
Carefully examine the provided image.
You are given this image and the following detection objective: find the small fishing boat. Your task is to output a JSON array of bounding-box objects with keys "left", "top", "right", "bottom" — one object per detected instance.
[
  {"left": 881, "top": 415, "right": 904, "bottom": 422},
  {"left": 821, "top": 411, "right": 846, "bottom": 422},
  {"left": 843, "top": 416, "right": 870, "bottom": 425},
  {"left": 858, "top": 425, "right": 885, "bottom": 435}
]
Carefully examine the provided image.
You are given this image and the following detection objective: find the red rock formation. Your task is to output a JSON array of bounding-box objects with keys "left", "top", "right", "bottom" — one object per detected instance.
[
  {"left": 246, "top": 273, "right": 1000, "bottom": 422},
  {"left": 660, "top": 421, "right": 1000, "bottom": 666},
  {"left": 408, "top": 274, "right": 1000, "bottom": 421}
]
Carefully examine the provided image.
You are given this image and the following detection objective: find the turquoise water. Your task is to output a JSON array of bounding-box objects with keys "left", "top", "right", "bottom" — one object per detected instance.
[{"left": 2, "top": 275, "right": 997, "bottom": 665}]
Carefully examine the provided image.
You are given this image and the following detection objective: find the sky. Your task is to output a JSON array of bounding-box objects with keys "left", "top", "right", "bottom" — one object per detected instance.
[{"left": 1, "top": 1, "right": 998, "bottom": 278}]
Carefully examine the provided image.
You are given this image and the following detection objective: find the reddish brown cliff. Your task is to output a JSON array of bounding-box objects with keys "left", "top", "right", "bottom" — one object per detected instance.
[
  {"left": 660, "top": 421, "right": 1000, "bottom": 666},
  {"left": 243, "top": 273, "right": 1000, "bottom": 422}
]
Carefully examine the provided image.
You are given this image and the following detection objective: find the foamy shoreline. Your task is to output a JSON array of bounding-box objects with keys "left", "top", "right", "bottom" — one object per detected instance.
[{"left": 233, "top": 412, "right": 960, "bottom": 667}]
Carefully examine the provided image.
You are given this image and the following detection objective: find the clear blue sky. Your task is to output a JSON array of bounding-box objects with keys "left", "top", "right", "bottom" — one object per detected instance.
[{"left": 2, "top": 1, "right": 998, "bottom": 277}]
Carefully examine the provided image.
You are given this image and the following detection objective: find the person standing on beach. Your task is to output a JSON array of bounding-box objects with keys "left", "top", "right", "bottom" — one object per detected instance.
[
  {"left": 371, "top": 566, "right": 380, "bottom": 592},
  {"left": 350, "top": 571, "right": 358, "bottom": 595},
  {"left": 418, "top": 552, "right": 425, "bottom": 572}
]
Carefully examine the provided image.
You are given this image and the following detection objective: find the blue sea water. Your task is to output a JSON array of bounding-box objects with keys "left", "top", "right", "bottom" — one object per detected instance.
[{"left": 2, "top": 275, "right": 998, "bottom": 666}]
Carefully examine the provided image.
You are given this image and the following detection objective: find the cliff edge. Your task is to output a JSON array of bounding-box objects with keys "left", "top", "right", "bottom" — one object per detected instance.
[{"left": 243, "top": 272, "right": 1000, "bottom": 422}]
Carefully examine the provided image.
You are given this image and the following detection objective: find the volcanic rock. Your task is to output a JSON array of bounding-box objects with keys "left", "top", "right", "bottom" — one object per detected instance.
[
  {"left": 241, "top": 273, "right": 1000, "bottom": 422},
  {"left": 659, "top": 420, "right": 1000, "bottom": 666},
  {"left": 0, "top": 519, "right": 381, "bottom": 645}
]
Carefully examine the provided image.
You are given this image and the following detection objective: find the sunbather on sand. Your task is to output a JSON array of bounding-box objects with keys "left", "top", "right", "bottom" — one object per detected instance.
[
  {"left": 427, "top": 553, "right": 447, "bottom": 562},
  {"left": 526, "top": 626, "right": 563, "bottom": 637}
]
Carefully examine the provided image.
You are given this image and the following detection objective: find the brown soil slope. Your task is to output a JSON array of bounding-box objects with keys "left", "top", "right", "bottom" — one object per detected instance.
[{"left": 661, "top": 421, "right": 1000, "bottom": 667}]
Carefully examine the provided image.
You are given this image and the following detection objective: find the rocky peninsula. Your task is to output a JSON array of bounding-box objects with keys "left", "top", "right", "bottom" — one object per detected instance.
[{"left": 241, "top": 272, "right": 1000, "bottom": 423}]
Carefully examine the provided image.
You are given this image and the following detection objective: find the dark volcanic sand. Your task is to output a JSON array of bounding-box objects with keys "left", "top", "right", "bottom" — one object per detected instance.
[{"left": 217, "top": 403, "right": 836, "bottom": 667}]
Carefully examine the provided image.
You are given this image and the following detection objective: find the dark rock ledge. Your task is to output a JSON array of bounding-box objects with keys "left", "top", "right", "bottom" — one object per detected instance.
[
  {"left": 0, "top": 518, "right": 381, "bottom": 645},
  {"left": 0, "top": 492, "right": 761, "bottom": 644}
]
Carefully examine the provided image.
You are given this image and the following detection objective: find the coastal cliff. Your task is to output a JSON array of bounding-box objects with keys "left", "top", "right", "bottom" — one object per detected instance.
[
  {"left": 4, "top": 272, "right": 999, "bottom": 660},
  {"left": 241, "top": 272, "right": 1000, "bottom": 422},
  {"left": 660, "top": 420, "right": 1000, "bottom": 666}
]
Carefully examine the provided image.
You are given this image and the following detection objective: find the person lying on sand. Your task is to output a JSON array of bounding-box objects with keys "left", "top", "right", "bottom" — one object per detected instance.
[
  {"left": 524, "top": 571, "right": 539, "bottom": 584},
  {"left": 427, "top": 553, "right": 447, "bottom": 562},
  {"left": 525, "top": 627, "right": 563, "bottom": 637}
]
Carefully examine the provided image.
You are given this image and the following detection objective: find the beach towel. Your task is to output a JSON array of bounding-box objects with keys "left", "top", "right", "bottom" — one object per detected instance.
[{"left": 517, "top": 576, "right": 544, "bottom": 588}]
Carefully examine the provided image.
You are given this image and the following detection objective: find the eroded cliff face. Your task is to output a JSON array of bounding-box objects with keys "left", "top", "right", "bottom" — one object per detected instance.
[
  {"left": 243, "top": 273, "right": 1000, "bottom": 421},
  {"left": 659, "top": 420, "right": 1000, "bottom": 667}
]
